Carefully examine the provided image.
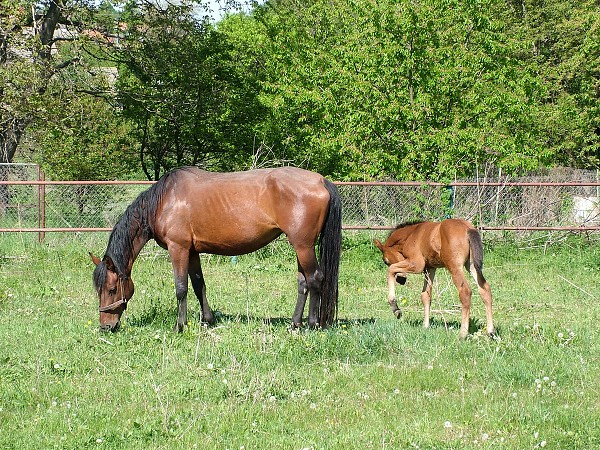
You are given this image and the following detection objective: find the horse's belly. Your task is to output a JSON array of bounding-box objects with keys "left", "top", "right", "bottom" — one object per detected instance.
[{"left": 193, "top": 227, "right": 282, "bottom": 256}]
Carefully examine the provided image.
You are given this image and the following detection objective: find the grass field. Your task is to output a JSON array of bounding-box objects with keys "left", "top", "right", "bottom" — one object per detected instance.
[{"left": 1, "top": 231, "right": 599, "bottom": 449}]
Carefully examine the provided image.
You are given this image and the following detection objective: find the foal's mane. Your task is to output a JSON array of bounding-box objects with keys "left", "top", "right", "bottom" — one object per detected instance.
[
  {"left": 394, "top": 220, "right": 425, "bottom": 230},
  {"left": 93, "top": 168, "right": 185, "bottom": 290},
  {"left": 384, "top": 220, "right": 424, "bottom": 247},
  {"left": 389, "top": 220, "right": 424, "bottom": 235}
]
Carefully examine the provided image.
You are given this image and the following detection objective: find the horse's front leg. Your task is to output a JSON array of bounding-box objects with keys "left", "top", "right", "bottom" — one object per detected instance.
[
  {"left": 169, "top": 245, "right": 190, "bottom": 333},
  {"left": 189, "top": 252, "right": 215, "bottom": 326}
]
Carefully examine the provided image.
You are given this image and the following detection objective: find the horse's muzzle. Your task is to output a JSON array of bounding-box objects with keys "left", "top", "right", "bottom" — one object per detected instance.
[
  {"left": 395, "top": 274, "right": 407, "bottom": 285},
  {"left": 99, "top": 321, "right": 120, "bottom": 333}
]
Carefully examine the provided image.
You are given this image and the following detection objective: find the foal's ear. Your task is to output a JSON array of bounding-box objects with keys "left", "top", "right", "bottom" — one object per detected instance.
[
  {"left": 373, "top": 239, "right": 384, "bottom": 252},
  {"left": 90, "top": 252, "right": 101, "bottom": 266}
]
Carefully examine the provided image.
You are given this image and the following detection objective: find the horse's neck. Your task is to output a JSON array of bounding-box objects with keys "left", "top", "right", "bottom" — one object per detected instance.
[
  {"left": 128, "top": 233, "right": 150, "bottom": 270},
  {"left": 107, "top": 228, "right": 150, "bottom": 276}
]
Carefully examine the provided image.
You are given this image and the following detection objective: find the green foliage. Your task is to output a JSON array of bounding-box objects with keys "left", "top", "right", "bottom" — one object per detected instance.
[
  {"left": 30, "top": 95, "right": 140, "bottom": 180},
  {"left": 254, "top": 0, "right": 552, "bottom": 180},
  {"left": 0, "top": 0, "right": 145, "bottom": 179},
  {"left": 2, "top": 0, "right": 599, "bottom": 181},
  {"left": 1, "top": 232, "right": 599, "bottom": 447},
  {"left": 507, "top": 0, "right": 600, "bottom": 169},
  {"left": 114, "top": 1, "right": 267, "bottom": 179}
]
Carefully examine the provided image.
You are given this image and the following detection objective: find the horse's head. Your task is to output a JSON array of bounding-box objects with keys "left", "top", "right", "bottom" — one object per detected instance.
[
  {"left": 373, "top": 239, "right": 407, "bottom": 285},
  {"left": 90, "top": 253, "right": 134, "bottom": 332}
]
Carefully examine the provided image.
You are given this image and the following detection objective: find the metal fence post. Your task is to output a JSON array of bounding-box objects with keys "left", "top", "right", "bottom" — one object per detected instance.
[{"left": 38, "top": 168, "right": 45, "bottom": 243}]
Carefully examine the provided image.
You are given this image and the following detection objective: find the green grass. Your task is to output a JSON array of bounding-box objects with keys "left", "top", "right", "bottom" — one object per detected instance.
[{"left": 1, "top": 231, "right": 599, "bottom": 449}]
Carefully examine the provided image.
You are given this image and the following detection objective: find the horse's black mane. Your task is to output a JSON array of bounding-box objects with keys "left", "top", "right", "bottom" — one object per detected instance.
[{"left": 93, "top": 168, "right": 190, "bottom": 290}]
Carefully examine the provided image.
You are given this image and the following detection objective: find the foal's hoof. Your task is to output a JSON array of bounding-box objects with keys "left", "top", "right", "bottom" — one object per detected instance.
[
  {"left": 393, "top": 309, "right": 402, "bottom": 319},
  {"left": 174, "top": 323, "right": 184, "bottom": 333},
  {"left": 395, "top": 275, "right": 407, "bottom": 285},
  {"left": 488, "top": 330, "right": 500, "bottom": 340}
]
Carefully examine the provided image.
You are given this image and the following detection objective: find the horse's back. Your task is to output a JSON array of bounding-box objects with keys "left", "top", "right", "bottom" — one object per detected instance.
[{"left": 153, "top": 167, "right": 331, "bottom": 255}]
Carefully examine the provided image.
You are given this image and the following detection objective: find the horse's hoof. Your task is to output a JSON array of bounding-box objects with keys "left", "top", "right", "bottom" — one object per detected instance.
[
  {"left": 203, "top": 315, "right": 216, "bottom": 326},
  {"left": 394, "top": 309, "right": 402, "bottom": 319},
  {"left": 289, "top": 322, "right": 302, "bottom": 331}
]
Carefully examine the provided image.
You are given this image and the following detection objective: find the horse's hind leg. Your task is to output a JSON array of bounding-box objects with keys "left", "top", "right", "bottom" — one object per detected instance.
[
  {"left": 168, "top": 245, "right": 190, "bottom": 333},
  {"left": 449, "top": 268, "right": 472, "bottom": 339},
  {"left": 189, "top": 252, "right": 215, "bottom": 326},
  {"left": 295, "top": 247, "right": 323, "bottom": 328},
  {"left": 421, "top": 268, "right": 436, "bottom": 329},
  {"left": 468, "top": 264, "right": 494, "bottom": 336},
  {"left": 291, "top": 270, "right": 308, "bottom": 328}
]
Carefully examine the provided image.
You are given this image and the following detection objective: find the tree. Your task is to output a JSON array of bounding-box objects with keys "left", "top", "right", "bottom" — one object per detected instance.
[
  {"left": 503, "top": 0, "right": 600, "bottom": 168},
  {"left": 0, "top": 0, "right": 72, "bottom": 166},
  {"left": 255, "top": 0, "right": 548, "bottom": 180},
  {"left": 112, "top": 0, "right": 267, "bottom": 179}
]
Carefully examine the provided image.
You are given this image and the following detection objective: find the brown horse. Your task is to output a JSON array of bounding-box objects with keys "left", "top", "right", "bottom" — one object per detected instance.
[
  {"left": 91, "top": 166, "right": 341, "bottom": 332},
  {"left": 374, "top": 219, "right": 494, "bottom": 339}
]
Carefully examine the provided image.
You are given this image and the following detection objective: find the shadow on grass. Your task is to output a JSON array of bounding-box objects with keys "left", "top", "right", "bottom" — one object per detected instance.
[
  {"left": 126, "top": 306, "right": 379, "bottom": 331},
  {"left": 127, "top": 305, "right": 500, "bottom": 337}
]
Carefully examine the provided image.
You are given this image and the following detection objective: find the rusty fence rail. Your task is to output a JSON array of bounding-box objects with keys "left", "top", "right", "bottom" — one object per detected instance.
[{"left": 1, "top": 173, "right": 600, "bottom": 241}]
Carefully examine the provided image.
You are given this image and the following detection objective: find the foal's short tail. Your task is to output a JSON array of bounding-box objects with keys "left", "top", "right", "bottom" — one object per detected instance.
[
  {"left": 467, "top": 228, "right": 484, "bottom": 275},
  {"left": 319, "top": 179, "right": 342, "bottom": 326}
]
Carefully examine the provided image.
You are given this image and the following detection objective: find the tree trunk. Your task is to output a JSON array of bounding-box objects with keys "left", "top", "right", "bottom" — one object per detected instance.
[
  {"left": 0, "top": 120, "right": 26, "bottom": 214},
  {"left": 0, "top": 1, "right": 62, "bottom": 213},
  {"left": 0, "top": 1, "right": 62, "bottom": 164}
]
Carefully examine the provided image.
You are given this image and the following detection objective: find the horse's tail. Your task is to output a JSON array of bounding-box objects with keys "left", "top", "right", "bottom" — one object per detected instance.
[
  {"left": 467, "top": 228, "right": 484, "bottom": 275},
  {"left": 319, "top": 179, "right": 342, "bottom": 326}
]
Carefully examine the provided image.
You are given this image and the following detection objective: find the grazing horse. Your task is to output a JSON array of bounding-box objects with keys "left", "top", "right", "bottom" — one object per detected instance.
[
  {"left": 374, "top": 219, "right": 494, "bottom": 339},
  {"left": 91, "top": 166, "right": 341, "bottom": 332}
]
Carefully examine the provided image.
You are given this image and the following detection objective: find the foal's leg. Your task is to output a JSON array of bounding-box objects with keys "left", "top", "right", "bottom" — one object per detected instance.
[
  {"left": 295, "top": 247, "right": 323, "bottom": 328},
  {"left": 189, "top": 252, "right": 215, "bottom": 326},
  {"left": 168, "top": 245, "right": 190, "bottom": 333},
  {"left": 449, "top": 268, "right": 472, "bottom": 339},
  {"left": 421, "top": 268, "right": 436, "bottom": 329},
  {"left": 291, "top": 268, "right": 308, "bottom": 328},
  {"left": 468, "top": 264, "right": 495, "bottom": 336},
  {"left": 386, "top": 259, "right": 424, "bottom": 318}
]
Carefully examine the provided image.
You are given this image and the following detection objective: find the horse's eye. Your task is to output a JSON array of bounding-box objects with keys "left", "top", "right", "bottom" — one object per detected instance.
[{"left": 108, "top": 287, "right": 117, "bottom": 296}]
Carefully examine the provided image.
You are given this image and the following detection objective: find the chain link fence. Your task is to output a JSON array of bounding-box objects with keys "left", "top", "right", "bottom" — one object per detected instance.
[
  {"left": 337, "top": 179, "right": 600, "bottom": 230},
  {"left": 1, "top": 165, "right": 599, "bottom": 239}
]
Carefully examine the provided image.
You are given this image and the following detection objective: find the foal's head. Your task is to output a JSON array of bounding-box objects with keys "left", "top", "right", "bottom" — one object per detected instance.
[
  {"left": 91, "top": 253, "right": 135, "bottom": 332},
  {"left": 373, "top": 238, "right": 407, "bottom": 285}
]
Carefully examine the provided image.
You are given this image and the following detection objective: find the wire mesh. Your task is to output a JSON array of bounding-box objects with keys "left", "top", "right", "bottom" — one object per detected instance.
[{"left": 0, "top": 165, "right": 598, "bottom": 234}]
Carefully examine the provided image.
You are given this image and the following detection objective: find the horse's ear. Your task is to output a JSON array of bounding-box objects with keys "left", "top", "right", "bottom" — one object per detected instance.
[
  {"left": 90, "top": 252, "right": 101, "bottom": 266},
  {"left": 374, "top": 239, "right": 384, "bottom": 252},
  {"left": 104, "top": 256, "right": 116, "bottom": 273}
]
